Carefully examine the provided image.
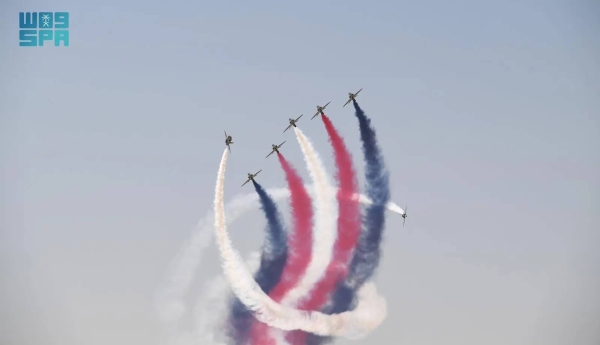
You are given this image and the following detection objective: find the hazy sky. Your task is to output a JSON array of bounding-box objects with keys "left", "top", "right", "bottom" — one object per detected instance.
[{"left": 1, "top": 1, "right": 599, "bottom": 344}]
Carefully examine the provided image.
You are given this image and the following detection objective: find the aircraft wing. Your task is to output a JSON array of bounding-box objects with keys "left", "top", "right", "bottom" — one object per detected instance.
[
  {"left": 241, "top": 178, "right": 251, "bottom": 187},
  {"left": 279, "top": 141, "right": 286, "bottom": 147},
  {"left": 295, "top": 114, "right": 303, "bottom": 121},
  {"left": 224, "top": 130, "right": 227, "bottom": 138},
  {"left": 343, "top": 99, "right": 352, "bottom": 107},
  {"left": 283, "top": 124, "right": 292, "bottom": 132},
  {"left": 254, "top": 169, "right": 262, "bottom": 176},
  {"left": 266, "top": 150, "right": 275, "bottom": 158},
  {"left": 355, "top": 88, "right": 362, "bottom": 96},
  {"left": 323, "top": 101, "right": 331, "bottom": 109},
  {"left": 311, "top": 111, "right": 320, "bottom": 119},
  {"left": 227, "top": 144, "right": 231, "bottom": 153}
]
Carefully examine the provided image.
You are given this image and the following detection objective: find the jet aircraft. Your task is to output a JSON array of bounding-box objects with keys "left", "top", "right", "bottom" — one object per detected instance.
[
  {"left": 283, "top": 114, "right": 303, "bottom": 132},
  {"left": 402, "top": 205, "right": 408, "bottom": 226},
  {"left": 311, "top": 102, "right": 331, "bottom": 119},
  {"left": 224, "top": 131, "right": 233, "bottom": 152},
  {"left": 241, "top": 170, "right": 262, "bottom": 187},
  {"left": 343, "top": 88, "right": 363, "bottom": 107},
  {"left": 266, "top": 141, "right": 286, "bottom": 158}
]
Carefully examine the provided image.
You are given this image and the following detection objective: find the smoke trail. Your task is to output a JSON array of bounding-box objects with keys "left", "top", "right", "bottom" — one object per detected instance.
[
  {"left": 270, "top": 153, "right": 313, "bottom": 301},
  {"left": 249, "top": 154, "right": 316, "bottom": 344},
  {"left": 213, "top": 148, "right": 386, "bottom": 339},
  {"left": 227, "top": 181, "right": 289, "bottom": 343},
  {"left": 341, "top": 101, "right": 391, "bottom": 300},
  {"left": 310, "top": 101, "right": 392, "bottom": 344},
  {"left": 157, "top": 185, "right": 402, "bottom": 343},
  {"left": 286, "top": 115, "right": 362, "bottom": 344},
  {"left": 278, "top": 128, "right": 337, "bottom": 309}
]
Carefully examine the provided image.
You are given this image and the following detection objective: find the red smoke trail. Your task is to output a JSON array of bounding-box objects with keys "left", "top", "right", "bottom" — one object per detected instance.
[
  {"left": 249, "top": 152, "right": 314, "bottom": 345},
  {"left": 286, "top": 114, "right": 362, "bottom": 344}
]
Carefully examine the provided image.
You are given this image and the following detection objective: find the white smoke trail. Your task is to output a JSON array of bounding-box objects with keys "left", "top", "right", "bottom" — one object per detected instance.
[
  {"left": 214, "top": 148, "right": 387, "bottom": 339},
  {"left": 277, "top": 128, "right": 338, "bottom": 308},
  {"left": 156, "top": 190, "right": 402, "bottom": 335},
  {"left": 157, "top": 180, "right": 402, "bottom": 342}
]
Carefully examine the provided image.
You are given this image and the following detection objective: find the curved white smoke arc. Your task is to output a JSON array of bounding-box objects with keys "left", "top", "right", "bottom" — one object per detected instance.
[
  {"left": 157, "top": 181, "right": 402, "bottom": 342},
  {"left": 156, "top": 191, "right": 402, "bottom": 330},
  {"left": 214, "top": 148, "right": 387, "bottom": 339},
  {"left": 277, "top": 128, "right": 338, "bottom": 308}
]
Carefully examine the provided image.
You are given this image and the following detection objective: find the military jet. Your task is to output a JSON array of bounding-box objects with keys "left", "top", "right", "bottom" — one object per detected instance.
[
  {"left": 241, "top": 170, "right": 262, "bottom": 187},
  {"left": 343, "top": 88, "right": 363, "bottom": 107},
  {"left": 224, "top": 131, "right": 233, "bottom": 152},
  {"left": 311, "top": 102, "right": 331, "bottom": 119},
  {"left": 284, "top": 114, "right": 303, "bottom": 132},
  {"left": 266, "top": 141, "right": 286, "bottom": 158},
  {"left": 402, "top": 205, "right": 408, "bottom": 226}
]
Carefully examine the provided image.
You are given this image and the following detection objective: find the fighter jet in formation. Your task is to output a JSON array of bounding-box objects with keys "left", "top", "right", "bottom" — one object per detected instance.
[
  {"left": 231, "top": 88, "right": 412, "bottom": 217},
  {"left": 224, "top": 131, "right": 233, "bottom": 152},
  {"left": 343, "top": 88, "right": 362, "bottom": 107},
  {"left": 283, "top": 114, "right": 303, "bottom": 132},
  {"left": 241, "top": 170, "right": 262, "bottom": 187},
  {"left": 266, "top": 141, "right": 286, "bottom": 158},
  {"left": 311, "top": 102, "right": 331, "bottom": 119}
]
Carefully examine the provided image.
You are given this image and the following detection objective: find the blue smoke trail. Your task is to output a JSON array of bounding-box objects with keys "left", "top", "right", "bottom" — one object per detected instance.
[
  {"left": 309, "top": 100, "right": 391, "bottom": 345},
  {"left": 226, "top": 180, "right": 288, "bottom": 344}
]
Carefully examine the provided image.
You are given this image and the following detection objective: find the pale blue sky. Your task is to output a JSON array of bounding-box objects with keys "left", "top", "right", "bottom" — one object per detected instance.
[{"left": 1, "top": 1, "right": 599, "bottom": 344}]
